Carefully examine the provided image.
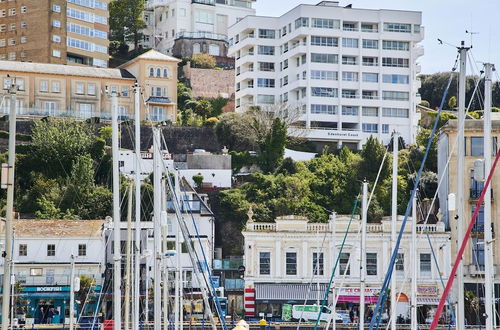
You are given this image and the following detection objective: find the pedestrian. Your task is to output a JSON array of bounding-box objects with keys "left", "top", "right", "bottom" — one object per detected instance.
[
  {"left": 349, "top": 309, "right": 355, "bottom": 323},
  {"left": 47, "top": 307, "right": 55, "bottom": 324}
]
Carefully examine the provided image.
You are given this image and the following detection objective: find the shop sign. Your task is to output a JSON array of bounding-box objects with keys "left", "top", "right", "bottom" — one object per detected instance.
[
  {"left": 23, "top": 286, "right": 70, "bottom": 293},
  {"left": 417, "top": 285, "right": 438, "bottom": 297},
  {"left": 210, "top": 276, "right": 220, "bottom": 288},
  {"left": 337, "top": 287, "right": 379, "bottom": 296}
]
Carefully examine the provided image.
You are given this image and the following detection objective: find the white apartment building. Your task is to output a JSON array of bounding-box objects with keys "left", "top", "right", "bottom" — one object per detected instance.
[
  {"left": 242, "top": 214, "right": 450, "bottom": 322},
  {"left": 142, "top": 0, "right": 255, "bottom": 59},
  {"left": 229, "top": 1, "right": 424, "bottom": 149}
]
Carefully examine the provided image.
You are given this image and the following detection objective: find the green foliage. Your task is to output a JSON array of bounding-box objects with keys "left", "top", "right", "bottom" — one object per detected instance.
[
  {"left": 215, "top": 113, "right": 257, "bottom": 151},
  {"left": 448, "top": 96, "right": 457, "bottom": 108},
  {"left": 99, "top": 126, "right": 112, "bottom": 145},
  {"left": 358, "top": 136, "right": 390, "bottom": 183},
  {"left": 204, "top": 117, "right": 219, "bottom": 127},
  {"left": 258, "top": 118, "right": 287, "bottom": 174},
  {"left": 109, "top": 0, "right": 146, "bottom": 52},
  {"left": 422, "top": 110, "right": 457, "bottom": 129},
  {"left": 419, "top": 100, "right": 430, "bottom": 108},
  {"left": 229, "top": 151, "right": 258, "bottom": 172},
  {"left": 188, "top": 99, "right": 213, "bottom": 119},
  {"left": 209, "top": 97, "right": 229, "bottom": 117},
  {"left": 177, "top": 82, "right": 193, "bottom": 112},
  {"left": 192, "top": 174, "right": 204, "bottom": 188},
  {"left": 190, "top": 53, "right": 217, "bottom": 69}
]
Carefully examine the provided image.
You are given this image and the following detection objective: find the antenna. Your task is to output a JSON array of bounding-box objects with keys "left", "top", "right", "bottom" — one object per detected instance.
[{"left": 465, "top": 29, "right": 479, "bottom": 48}]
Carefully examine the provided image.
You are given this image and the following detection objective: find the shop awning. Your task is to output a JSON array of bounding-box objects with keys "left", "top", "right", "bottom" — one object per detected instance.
[
  {"left": 255, "top": 283, "right": 328, "bottom": 301},
  {"left": 417, "top": 297, "right": 447, "bottom": 305},
  {"left": 336, "top": 296, "right": 378, "bottom": 304},
  {"left": 20, "top": 292, "right": 69, "bottom": 298}
]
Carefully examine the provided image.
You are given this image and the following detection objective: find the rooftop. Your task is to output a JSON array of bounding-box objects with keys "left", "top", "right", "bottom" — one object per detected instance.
[
  {"left": 440, "top": 118, "right": 500, "bottom": 133},
  {"left": 0, "top": 61, "right": 134, "bottom": 80},
  {"left": 3, "top": 219, "right": 106, "bottom": 238},
  {"left": 119, "top": 49, "right": 181, "bottom": 68}
]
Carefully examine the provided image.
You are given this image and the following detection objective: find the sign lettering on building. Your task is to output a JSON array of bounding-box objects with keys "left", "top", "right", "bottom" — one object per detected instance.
[{"left": 417, "top": 285, "right": 438, "bottom": 297}]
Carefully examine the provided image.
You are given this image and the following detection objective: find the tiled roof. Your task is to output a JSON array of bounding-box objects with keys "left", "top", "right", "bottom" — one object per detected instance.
[
  {"left": 3, "top": 219, "right": 105, "bottom": 238},
  {"left": 0, "top": 61, "right": 135, "bottom": 79}
]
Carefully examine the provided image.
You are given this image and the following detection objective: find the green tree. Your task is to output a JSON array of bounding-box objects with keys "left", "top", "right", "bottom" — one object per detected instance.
[
  {"left": 109, "top": 0, "right": 146, "bottom": 54},
  {"left": 190, "top": 53, "right": 217, "bottom": 69},
  {"left": 358, "top": 136, "right": 390, "bottom": 184},
  {"left": 192, "top": 174, "right": 204, "bottom": 188},
  {"left": 448, "top": 95, "right": 457, "bottom": 109},
  {"left": 191, "top": 99, "right": 213, "bottom": 119},
  {"left": 177, "top": 82, "right": 193, "bottom": 112},
  {"left": 258, "top": 118, "right": 287, "bottom": 174},
  {"left": 215, "top": 113, "right": 257, "bottom": 151}
]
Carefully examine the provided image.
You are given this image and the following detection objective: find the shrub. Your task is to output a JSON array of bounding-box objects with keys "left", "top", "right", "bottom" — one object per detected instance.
[
  {"left": 205, "top": 117, "right": 219, "bottom": 127},
  {"left": 192, "top": 174, "right": 204, "bottom": 188},
  {"left": 190, "top": 53, "right": 216, "bottom": 69}
]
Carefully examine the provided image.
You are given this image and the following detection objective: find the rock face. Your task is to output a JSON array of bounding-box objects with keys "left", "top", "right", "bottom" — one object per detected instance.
[{"left": 0, "top": 119, "right": 221, "bottom": 155}]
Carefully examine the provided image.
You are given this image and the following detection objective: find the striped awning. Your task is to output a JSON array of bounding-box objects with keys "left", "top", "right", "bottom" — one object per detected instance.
[
  {"left": 417, "top": 297, "right": 448, "bottom": 305},
  {"left": 255, "top": 283, "right": 329, "bottom": 301}
]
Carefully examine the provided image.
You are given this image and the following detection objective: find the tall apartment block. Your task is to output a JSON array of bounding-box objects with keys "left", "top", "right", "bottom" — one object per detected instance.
[
  {"left": 229, "top": 1, "right": 424, "bottom": 149},
  {"left": 0, "top": 0, "right": 110, "bottom": 67},
  {"left": 142, "top": 0, "right": 255, "bottom": 61}
]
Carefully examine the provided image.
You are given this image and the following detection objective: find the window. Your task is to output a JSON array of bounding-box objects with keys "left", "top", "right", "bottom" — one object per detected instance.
[
  {"left": 311, "top": 70, "right": 338, "bottom": 81},
  {"left": 121, "top": 87, "right": 129, "bottom": 97},
  {"left": 471, "top": 137, "right": 484, "bottom": 156},
  {"left": 163, "top": 68, "right": 169, "bottom": 78},
  {"left": 396, "top": 253, "right": 404, "bottom": 271},
  {"left": 78, "top": 244, "right": 87, "bottom": 256},
  {"left": 382, "top": 107, "right": 409, "bottom": 118},
  {"left": 258, "top": 45, "right": 274, "bottom": 55},
  {"left": 420, "top": 253, "right": 431, "bottom": 273},
  {"left": 342, "top": 56, "right": 357, "bottom": 65},
  {"left": 257, "top": 78, "right": 275, "bottom": 88},
  {"left": 79, "top": 103, "right": 94, "bottom": 118},
  {"left": 20, "top": 36, "right": 27, "bottom": 44},
  {"left": 384, "top": 23, "right": 411, "bottom": 33},
  {"left": 258, "top": 62, "right": 275, "bottom": 72},
  {"left": 382, "top": 57, "right": 409, "bottom": 67},
  {"left": 362, "top": 107, "right": 378, "bottom": 117},
  {"left": 362, "top": 39, "right": 378, "bottom": 49},
  {"left": 0, "top": 9, "right": 4, "bottom": 17},
  {"left": 0, "top": 39, "right": 4, "bottom": 47},
  {"left": 382, "top": 91, "right": 409, "bottom": 101},
  {"left": 8, "top": 8, "right": 15, "bottom": 16},
  {"left": 313, "top": 252, "right": 324, "bottom": 275},
  {"left": 8, "top": 52, "right": 15, "bottom": 61},
  {"left": 30, "top": 268, "right": 43, "bottom": 276},
  {"left": 193, "top": 43, "right": 201, "bottom": 54},
  {"left": 0, "top": 24, "right": 5, "bottom": 32},
  {"left": 286, "top": 252, "right": 297, "bottom": 275},
  {"left": 295, "top": 17, "right": 309, "bottom": 29},
  {"left": 258, "top": 29, "right": 275, "bottom": 39},
  {"left": 8, "top": 23, "right": 15, "bottom": 31},
  {"left": 414, "top": 24, "right": 421, "bottom": 33},
  {"left": 343, "top": 22, "right": 357, "bottom": 31},
  {"left": 311, "top": 53, "right": 338, "bottom": 64},
  {"left": 47, "top": 244, "right": 55, "bottom": 256},
  {"left": 21, "top": 21, "right": 27, "bottom": 29},
  {"left": 195, "top": 10, "right": 213, "bottom": 24},
  {"left": 149, "top": 67, "right": 154, "bottom": 77},
  {"left": 52, "top": 35, "right": 61, "bottom": 43},
  {"left": 52, "top": 4, "right": 61, "bottom": 12},
  {"left": 257, "top": 94, "right": 275, "bottom": 104},
  {"left": 52, "top": 20, "right": 61, "bottom": 28},
  {"left": 51, "top": 81, "right": 61, "bottom": 93},
  {"left": 7, "top": 38, "right": 15, "bottom": 46},
  {"left": 156, "top": 68, "right": 161, "bottom": 77},
  {"left": 16, "top": 79, "right": 24, "bottom": 91},
  {"left": 311, "top": 36, "right": 338, "bottom": 47},
  {"left": 311, "top": 104, "right": 336, "bottom": 115},
  {"left": 382, "top": 124, "right": 389, "bottom": 134},
  {"left": 362, "top": 72, "right": 378, "bottom": 83},
  {"left": 342, "top": 106, "right": 358, "bottom": 116},
  {"left": 361, "top": 23, "right": 378, "bottom": 32},
  {"left": 40, "top": 80, "right": 49, "bottom": 92},
  {"left": 342, "top": 38, "right": 358, "bottom": 48},
  {"left": 471, "top": 205, "right": 485, "bottom": 232},
  {"left": 382, "top": 40, "right": 410, "bottom": 51},
  {"left": 342, "top": 72, "right": 358, "bottom": 82},
  {"left": 76, "top": 83, "right": 85, "bottom": 94},
  {"left": 259, "top": 252, "right": 270, "bottom": 275},
  {"left": 312, "top": 18, "right": 339, "bottom": 29},
  {"left": 84, "top": 83, "right": 95, "bottom": 95},
  {"left": 342, "top": 89, "right": 357, "bottom": 98},
  {"left": 52, "top": 49, "right": 61, "bottom": 58},
  {"left": 472, "top": 238, "right": 485, "bottom": 270},
  {"left": 19, "top": 244, "right": 27, "bottom": 256},
  {"left": 382, "top": 74, "right": 409, "bottom": 84},
  {"left": 362, "top": 123, "right": 378, "bottom": 133},
  {"left": 362, "top": 57, "right": 378, "bottom": 66},
  {"left": 339, "top": 252, "right": 350, "bottom": 275},
  {"left": 364, "top": 89, "right": 379, "bottom": 98},
  {"left": 311, "top": 87, "right": 337, "bottom": 98},
  {"left": 366, "top": 253, "right": 377, "bottom": 275}
]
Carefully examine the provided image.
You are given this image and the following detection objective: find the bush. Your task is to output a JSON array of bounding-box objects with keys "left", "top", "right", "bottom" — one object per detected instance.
[
  {"left": 205, "top": 117, "right": 219, "bottom": 127},
  {"left": 419, "top": 100, "right": 431, "bottom": 108},
  {"left": 190, "top": 53, "right": 216, "bottom": 69},
  {"left": 192, "top": 174, "right": 204, "bottom": 188}
]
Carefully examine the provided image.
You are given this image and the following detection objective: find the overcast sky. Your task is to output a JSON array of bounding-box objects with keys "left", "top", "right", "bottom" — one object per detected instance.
[{"left": 254, "top": 0, "right": 500, "bottom": 75}]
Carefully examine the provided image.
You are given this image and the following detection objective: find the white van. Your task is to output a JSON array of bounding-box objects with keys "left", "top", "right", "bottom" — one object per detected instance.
[{"left": 291, "top": 305, "right": 342, "bottom": 323}]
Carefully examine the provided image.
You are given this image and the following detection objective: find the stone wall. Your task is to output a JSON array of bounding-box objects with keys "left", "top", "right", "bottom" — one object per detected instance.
[{"left": 183, "top": 65, "right": 235, "bottom": 100}]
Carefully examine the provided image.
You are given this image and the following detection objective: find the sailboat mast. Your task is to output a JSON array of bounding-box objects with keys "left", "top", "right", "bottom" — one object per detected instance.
[
  {"left": 153, "top": 127, "right": 163, "bottom": 330},
  {"left": 133, "top": 83, "right": 142, "bottom": 330},
  {"left": 483, "top": 62, "right": 495, "bottom": 330},
  {"left": 174, "top": 172, "right": 181, "bottom": 330},
  {"left": 161, "top": 180, "right": 169, "bottom": 330},
  {"left": 111, "top": 91, "right": 122, "bottom": 330},
  {"left": 1, "top": 87, "right": 16, "bottom": 330},
  {"left": 360, "top": 180, "right": 368, "bottom": 326},
  {"left": 125, "top": 181, "right": 134, "bottom": 330},
  {"left": 456, "top": 43, "right": 468, "bottom": 330},
  {"left": 411, "top": 190, "right": 417, "bottom": 330},
  {"left": 390, "top": 132, "right": 399, "bottom": 330}
]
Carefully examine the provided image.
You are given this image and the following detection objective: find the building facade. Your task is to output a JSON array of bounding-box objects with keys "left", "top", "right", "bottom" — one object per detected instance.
[
  {"left": 142, "top": 0, "right": 255, "bottom": 60},
  {"left": 0, "top": 0, "right": 110, "bottom": 67},
  {"left": 0, "top": 49, "right": 180, "bottom": 122},
  {"left": 242, "top": 214, "right": 450, "bottom": 323},
  {"left": 228, "top": 1, "right": 423, "bottom": 149},
  {"left": 438, "top": 119, "right": 500, "bottom": 324},
  {"left": 0, "top": 219, "right": 107, "bottom": 325}
]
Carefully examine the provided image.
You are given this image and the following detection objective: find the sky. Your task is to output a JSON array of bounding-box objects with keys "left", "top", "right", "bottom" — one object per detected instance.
[{"left": 254, "top": 0, "right": 500, "bottom": 75}]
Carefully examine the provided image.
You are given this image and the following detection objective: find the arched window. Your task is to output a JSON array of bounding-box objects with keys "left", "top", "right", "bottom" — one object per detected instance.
[
  {"left": 163, "top": 68, "right": 169, "bottom": 78},
  {"left": 156, "top": 68, "right": 161, "bottom": 77},
  {"left": 209, "top": 44, "right": 220, "bottom": 56},
  {"left": 193, "top": 43, "right": 201, "bottom": 54},
  {"left": 149, "top": 67, "right": 154, "bottom": 77}
]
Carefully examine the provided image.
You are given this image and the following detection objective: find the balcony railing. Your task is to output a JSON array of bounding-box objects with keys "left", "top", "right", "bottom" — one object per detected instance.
[
  {"left": 215, "top": 0, "right": 253, "bottom": 8},
  {"left": 0, "top": 107, "right": 130, "bottom": 121},
  {"left": 470, "top": 188, "right": 493, "bottom": 199},
  {"left": 342, "top": 94, "right": 358, "bottom": 99},
  {"left": 192, "top": 0, "right": 215, "bottom": 5},
  {"left": 362, "top": 95, "right": 379, "bottom": 100},
  {"left": 175, "top": 31, "right": 228, "bottom": 42}
]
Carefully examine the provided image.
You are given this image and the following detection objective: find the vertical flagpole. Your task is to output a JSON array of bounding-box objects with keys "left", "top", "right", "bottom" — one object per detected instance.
[
  {"left": 411, "top": 190, "right": 418, "bottom": 330},
  {"left": 133, "top": 83, "right": 142, "bottom": 330},
  {"left": 360, "top": 180, "right": 368, "bottom": 327},
  {"left": 153, "top": 127, "right": 162, "bottom": 330}
]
